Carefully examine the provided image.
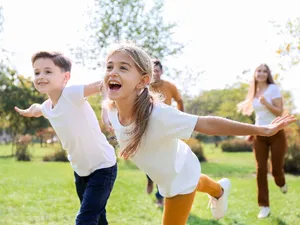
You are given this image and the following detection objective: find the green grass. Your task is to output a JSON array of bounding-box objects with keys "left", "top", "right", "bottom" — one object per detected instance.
[{"left": 0, "top": 143, "right": 299, "bottom": 225}]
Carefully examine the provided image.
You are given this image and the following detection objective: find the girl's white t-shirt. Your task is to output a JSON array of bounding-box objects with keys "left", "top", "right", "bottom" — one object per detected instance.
[
  {"left": 252, "top": 84, "right": 282, "bottom": 125},
  {"left": 41, "top": 85, "right": 116, "bottom": 176},
  {"left": 109, "top": 103, "right": 201, "bottom": 197}
]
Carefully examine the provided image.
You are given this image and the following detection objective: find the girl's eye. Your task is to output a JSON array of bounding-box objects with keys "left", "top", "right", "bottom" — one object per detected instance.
[
  {"left": 106, "top": 66, "right": 113, "bottom": 70},
  {"left": 120, "top": 66, "right": 128, "bottom": 71},
  {"left": 45, "top": 71, "right": 52, "bottom": 74},
  {"left": 34, "top": 72, "right": 40, "bottom": 76}
]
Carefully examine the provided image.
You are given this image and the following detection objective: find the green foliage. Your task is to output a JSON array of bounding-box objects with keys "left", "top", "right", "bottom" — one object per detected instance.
[
  {"left": 284, "top": 143, "right": 300, "bottom": 174},
  {"left": 43, "top": 149, "right": 68, "bottom": 162},
  {"left": 15, "top": 134, "right": 32, "bottom": 161},
  {"left": 185, "top": 83, "right": 254, "bottom": 124},
  {"left": 184, "top": 138, "right": 206, "bottom": 162},
  {"left": 221, "top": 139, "right": 252, "bottom": 152},
  {"left": 0, "top": 70, "right": 49, "bottom": 137},
  {"left": 0, "top": 6, "right": 3, "bottom": 35},
  {"left": 275, "top": 18, "right": 300, "bottom": 69},
  {"left": 72, "top": 0, "right": 183, "bottom": 69},
  {"left": 284, "top": 120, "right": 300, "bottom": 174}
]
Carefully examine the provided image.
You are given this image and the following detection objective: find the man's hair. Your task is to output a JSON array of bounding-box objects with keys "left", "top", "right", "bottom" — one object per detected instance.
[
  {"left": 153, "top": 59, "right": 163, "bottom": 70},
  {"left": 31, "top": 51, "right": 72, "bottom": 72}
]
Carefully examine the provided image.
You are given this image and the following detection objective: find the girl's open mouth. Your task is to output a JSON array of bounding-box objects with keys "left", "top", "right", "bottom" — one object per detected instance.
[{"left": 108, "top": 81, "right": 122, "bottom": 91}]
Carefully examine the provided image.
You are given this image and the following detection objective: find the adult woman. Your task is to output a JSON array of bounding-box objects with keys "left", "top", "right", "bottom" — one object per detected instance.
[{"left": 238, "top": 64, "right": 288, "bottom": 219}]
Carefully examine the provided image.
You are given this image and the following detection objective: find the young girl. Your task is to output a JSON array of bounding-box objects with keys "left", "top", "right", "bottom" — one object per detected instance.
[
  {"left": 237, "top": 64, "right": 288, "bottom": 219},
  {"left": 103, "top": 43, "right": 295, "bottom": 225}
]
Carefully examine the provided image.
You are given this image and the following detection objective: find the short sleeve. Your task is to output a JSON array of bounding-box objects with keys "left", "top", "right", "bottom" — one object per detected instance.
[
  {"left": 41, "top": 99, "right": 50, "bottom": 119},
  {"left": 62, "top": 85, "right": 85, "bottom": 105},
  {"left": 269, "top": 84, "right": 281, "bottom": 99},
  {"left": 154, "top": 104, "right": 198, "bottom": 140}
]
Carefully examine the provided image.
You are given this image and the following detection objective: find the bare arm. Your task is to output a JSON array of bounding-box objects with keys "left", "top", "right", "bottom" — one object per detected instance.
[
  {"left": 260, "top": 97, "right": 283, "bottom": 116},
  {"left": 14, "top": 104, "right": 43, "bottom": 118},
  {"left": 194, "top": 114, "right": 296, "bottom": 137},
  {"left": 171, "top": 83, "right": 184, "bottom": 112},
  {"left": 84, "top": 81, "right": 103, "bottom": 97},
  {"left": 176, "top": 99, "right": 184, "bottom": 112},
  {"left": 101, "top": 106, "right": 114, "bottom": 133}
]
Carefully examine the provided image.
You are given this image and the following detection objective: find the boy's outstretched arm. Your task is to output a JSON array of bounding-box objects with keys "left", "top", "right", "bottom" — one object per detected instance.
[
  {"left": 194, "top": 114, "right": 296, "bottom": 137},
  {"left": 14, "top": 104, "right": 43, "bottom": 118},
  {"left": 84, "top": 81, "right": 103, "bottom": 97}
]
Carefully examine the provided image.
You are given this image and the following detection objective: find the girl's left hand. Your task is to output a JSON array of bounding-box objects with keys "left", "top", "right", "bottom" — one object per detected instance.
[{"left": 263, "top": 114, "right": 296, "bottom": 136}]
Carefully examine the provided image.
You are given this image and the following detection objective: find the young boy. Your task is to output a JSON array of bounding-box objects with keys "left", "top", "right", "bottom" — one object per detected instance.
[{"left": 15, "top": 51, "right": 117, "bottom": 225}]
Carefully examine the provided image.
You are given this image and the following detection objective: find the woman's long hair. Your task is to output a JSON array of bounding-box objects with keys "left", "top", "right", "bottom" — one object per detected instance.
[{"left": 237, "top": 64, "right": 275, "bottom": 115}]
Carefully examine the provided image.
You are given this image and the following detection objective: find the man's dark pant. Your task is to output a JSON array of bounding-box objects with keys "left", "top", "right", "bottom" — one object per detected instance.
[
  {"left": 146, "top": 175, "right": 163, "bottom": 200},
  {"left": 74, "top": 164, "right": 117, "bottom": 225}
]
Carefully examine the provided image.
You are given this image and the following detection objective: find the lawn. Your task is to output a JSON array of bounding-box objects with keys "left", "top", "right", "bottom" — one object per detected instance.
[{"left": 0, "top": 143, "right": 299, "bottom": 225}]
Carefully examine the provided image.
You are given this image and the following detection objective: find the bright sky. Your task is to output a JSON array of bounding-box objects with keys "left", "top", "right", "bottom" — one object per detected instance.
[{"left": 1, "top": 0, "right": 300, "bottom": 112}]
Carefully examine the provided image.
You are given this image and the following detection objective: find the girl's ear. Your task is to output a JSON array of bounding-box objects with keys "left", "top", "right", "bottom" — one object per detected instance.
[{"left": 137, "top": 74, "right": 150, "bottom": 89}]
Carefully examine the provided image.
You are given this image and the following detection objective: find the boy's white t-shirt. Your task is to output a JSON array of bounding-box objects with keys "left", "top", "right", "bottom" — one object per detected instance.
[
  {"left": 41, "top": 85, "right": 116, "bottom": 176},
  {"left": 109, "top": 103, "right": 201, "bottom": 197},
  {"left": 252, "top": 84, "right": 282, "bottom": 125}
]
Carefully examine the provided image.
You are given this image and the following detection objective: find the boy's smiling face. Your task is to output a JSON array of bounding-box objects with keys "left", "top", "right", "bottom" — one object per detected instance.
[{"left": 33, "top": 58, "right": 70, "bottom": 94}]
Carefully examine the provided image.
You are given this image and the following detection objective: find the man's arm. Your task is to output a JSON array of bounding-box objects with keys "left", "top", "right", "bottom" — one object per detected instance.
[
  {"left": 170, "top": 83, "right": 184, "bottom": 112},
  {"left": 84, "top": 81, "right": 103, "bottom": 98},
  {"left": 14, "top": 104, "right": 43, "bottom": 117}
]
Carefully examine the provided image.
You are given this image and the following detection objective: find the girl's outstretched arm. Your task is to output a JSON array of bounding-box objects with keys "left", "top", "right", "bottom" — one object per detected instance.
[
  {"left": 194, "top": 114, "right": 296, "bottom": 137},
  {"left": 84, "top": 81, "right": 103, "bottom": 97},
  {"left": 14, "top": 104, "right": 43, "bottom": 118}
]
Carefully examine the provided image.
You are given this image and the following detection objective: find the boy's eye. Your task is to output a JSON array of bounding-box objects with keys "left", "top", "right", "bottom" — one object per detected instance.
[
  {"left": 120, "top": 66, "right": 128, "bottom": 71},
  {"left": 34, "top": 72, "right": 40, "bottom": 76},
  {"left": 106, "top": 66, "right": 113, "bottom": 70},
  {"left": 45, "top": 71, "right": 52, "bottom": 74}
]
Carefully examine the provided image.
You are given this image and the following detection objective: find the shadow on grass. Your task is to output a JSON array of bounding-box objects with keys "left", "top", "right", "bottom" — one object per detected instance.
[
  {"left": 274, "top": 217, "right": 288, "bottom": 225},
  {"left": 187, "top": 213, "right": 222, "bottom": 225},
  {"left": 0, "top": 155, "right": 14, "bottom": 159}
]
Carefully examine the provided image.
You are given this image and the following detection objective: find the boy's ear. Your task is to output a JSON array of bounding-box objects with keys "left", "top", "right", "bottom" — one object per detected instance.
[
  {"left": 64, "top": 71, "right": 71, "bottom": 82},
  {"left": 137, "top": 74, "right": 150, "bottom": 89}
]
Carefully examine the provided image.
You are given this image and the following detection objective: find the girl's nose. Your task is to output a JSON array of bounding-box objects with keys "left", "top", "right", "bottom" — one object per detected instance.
[{"left": 108, "top": 71, "right": 118, "bottom": 77}]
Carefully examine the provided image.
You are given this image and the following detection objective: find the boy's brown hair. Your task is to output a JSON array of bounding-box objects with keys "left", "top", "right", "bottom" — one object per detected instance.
[{"left": 31, "top": 51, "right": 72, "bottom": 72}]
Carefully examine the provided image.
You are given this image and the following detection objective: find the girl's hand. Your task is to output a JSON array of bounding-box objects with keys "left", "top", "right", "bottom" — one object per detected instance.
[
  {"left": 259, "top": 96, "right": 267, "bottom": 105},
  {"left": 263, "top": 114, "right": 296, "bottom": 136}
]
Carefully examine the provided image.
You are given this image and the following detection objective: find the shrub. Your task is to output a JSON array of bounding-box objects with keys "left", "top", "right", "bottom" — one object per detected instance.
[
  {"left": 184, "top": 138, "right": 206, "bottom": 162},
  {"left": 284, "top": 123, "right": 300, "bottom": 174},
  {"left": 284, "top": 143, "right": 300, "bottom": 174},
  {"left": 221, "top": 139, "right": 252, "bottom": 152},
  {"left": 43, "top": 144, "right": 68, "bottom": 162},
  {"left": 15, "top": 134, "right": 32, "bottom": 161}
]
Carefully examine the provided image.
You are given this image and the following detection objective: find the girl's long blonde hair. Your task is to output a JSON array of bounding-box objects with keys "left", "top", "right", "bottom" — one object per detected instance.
[
  {"left": 106, "top": 43, "right": 157, "bottom": 159},
  {"left": 237, "top": 64, "right": 275, "bottom": 115}
]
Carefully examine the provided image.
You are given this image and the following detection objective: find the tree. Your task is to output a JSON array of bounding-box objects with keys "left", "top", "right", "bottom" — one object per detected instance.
[
  {"left": 72, "top": 0, "right": 184, "bottom": 69},
  {"left": 185, "top": 82, "right": 254, "bottom": 124},
  {"left": 0, "top": 71, "right": 49, "bottom": 138},
  {"left": 275, "top": 18, "right": 300, "bottom": 70}
]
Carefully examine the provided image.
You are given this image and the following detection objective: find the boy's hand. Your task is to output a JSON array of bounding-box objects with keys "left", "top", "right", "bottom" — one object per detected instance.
[
  {"left": 14, "top": 104, "right": 43, "bottom": 118},
  {"left": 263, "top": 114, "right": 296, "bottom": 136},
  {"left": 15, "top": 106, "right": 33, "bottom": 117}
]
